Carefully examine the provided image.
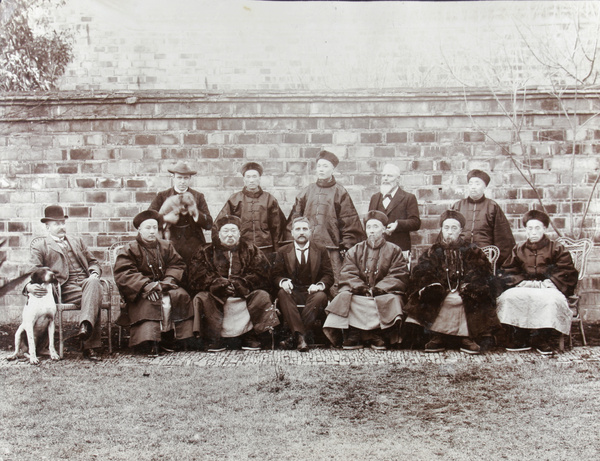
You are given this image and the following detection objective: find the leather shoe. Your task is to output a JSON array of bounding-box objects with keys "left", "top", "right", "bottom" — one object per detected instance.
[
  {"left": 296, "top": 334, "right": 309, "bottom": 352},
  {"left": 82, "top": 348, "right": 101, "bottom": 362},
  {"left": 78, "top": 322, "right": 93, "bottom": 341}
]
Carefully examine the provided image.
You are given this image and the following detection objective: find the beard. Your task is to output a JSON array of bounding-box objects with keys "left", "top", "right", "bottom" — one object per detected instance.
[
  {"left": 367, "top": 234, "right": 385, "bottom": 248},
  {"left": 380, "top": 184, "right": 393, "bottom": 195}
]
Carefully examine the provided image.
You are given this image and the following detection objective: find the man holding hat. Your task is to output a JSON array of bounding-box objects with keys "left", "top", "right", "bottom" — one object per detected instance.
[
  {"left": 287, "top": 150, "right": 366, "bottom": 291},
  {"left": 213, "top": 162, "right": 286, "bottom": 258},
  {"left": 28, "top": 205, "right": 104, "bottom": 361},
  {"left": 149, "top": 160, "right": 213, "bottom": 265},
  {"left": 404, "top": 210, "right": 501, "bottom": 354},
  {"left": 185, "top": 215, "right": 279, "bottom": 351},
  {"left": 113, "top": 210, "right": 195, "bottom": 356},
  {"left": 451, "top": 169, "right": 515, "bottom": 266},
  {"left": 322, "top": 211, "right": 409, "bottom": 350}
]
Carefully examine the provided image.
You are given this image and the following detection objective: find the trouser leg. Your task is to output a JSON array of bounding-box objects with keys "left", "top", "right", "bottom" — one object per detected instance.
[{"left": 62, "top": 277, "right": 103, "bottom": 349}]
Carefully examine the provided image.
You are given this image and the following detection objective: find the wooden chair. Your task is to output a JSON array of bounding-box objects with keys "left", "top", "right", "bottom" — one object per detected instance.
[
  {"left": 556, "top": 237, "right": 593, "bottom": 351},
  {"left": 108, "top": 241, "right": 130, "bottom": 348},
  {"left": 481, "top": 245, "right": 500, "bottom": 275},
  {"left": 29, "top": 237, "right": 112, "bottom": 358}
]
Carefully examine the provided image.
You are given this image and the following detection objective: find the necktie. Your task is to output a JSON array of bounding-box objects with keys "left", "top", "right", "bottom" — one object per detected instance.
[{"left": 299, "top": 248, "right": 307, "bottom": 266}]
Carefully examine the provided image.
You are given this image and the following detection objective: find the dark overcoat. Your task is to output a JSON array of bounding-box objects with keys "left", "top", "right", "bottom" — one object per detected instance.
[{"left": 113, "top": 237, "right": 193, "bottom": 325}]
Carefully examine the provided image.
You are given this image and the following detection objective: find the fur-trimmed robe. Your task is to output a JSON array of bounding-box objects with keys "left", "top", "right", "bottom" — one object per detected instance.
[
  {"left": 404, "top": 238, "right": 500, "bottom": 338},
  {"left": 185, "top": 239, "right": 279, "bottom": 338}
]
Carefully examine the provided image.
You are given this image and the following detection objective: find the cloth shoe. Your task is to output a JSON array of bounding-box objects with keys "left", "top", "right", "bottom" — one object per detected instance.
[
  {"left": 533, "top": 336, "right": 553, "bottom": 355},
  {"left": 459, "top": 337, "right": 481, "bottom": 355},
  {"left": 370, "top": 333, "right": 387, "bottom": 351},
  {"left": 82, "top": 348, "right": 101, "bottom": 362},
  {"left": 424, "top": 334, "right": 445, "bottom": 353},
  {"left": 506, "top": 340, "right": 531, "bottom": 352},
  {"left": 207, "top": 339, "right": 226, "bottom": 353},
  {"left": 342, "top": 328, "right": 363, "bottom": 350},
  {"left": 241, "top": 332, "right": 261, "bottom": 351}
]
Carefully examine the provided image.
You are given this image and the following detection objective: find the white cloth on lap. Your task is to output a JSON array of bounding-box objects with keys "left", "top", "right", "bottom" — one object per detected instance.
[{"left": 497, "top": 286, "right": 572, "bottom": 335}]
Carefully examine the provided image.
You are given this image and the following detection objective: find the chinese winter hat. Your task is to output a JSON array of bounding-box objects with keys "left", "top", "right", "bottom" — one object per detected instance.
[
  {"left": 41, "top": 205, "right": 68, "bottom": 223},
  {"left": 364, "top": 210, "right": 388, "bottom": 227},
  {"left": 467, "top": 169, "right": 491, "bottom": 186},
  {"left": 216, "top": 214, "right": 242, "bottom": 230},
  {"left": 133, "top": 210, "right": 163, "bottom": 229},
  {"left": 440, "top": 210, "right": 466, "bottom": 229},
  {"left": 241, "top": 162, "right": 263, "bottom": 176},
  {"left": 167, "top": 161, "right": 197, "bottom": 176},
  {"left": 523, "top": 209, "right": 550, "bottom": 228},
  {"left": 317, "top": 150, "right": 339, "bottom": 168}
]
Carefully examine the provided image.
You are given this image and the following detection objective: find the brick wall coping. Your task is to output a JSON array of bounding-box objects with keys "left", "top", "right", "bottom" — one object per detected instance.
[{"left": 1, "top": 88, "right": 599, "bottom": 122}]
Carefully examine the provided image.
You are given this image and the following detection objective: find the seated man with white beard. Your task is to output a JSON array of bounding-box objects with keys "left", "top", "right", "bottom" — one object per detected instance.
[
  {"left": 322, "top": 211, "right": 409, "bottom": 350},
  {"left": 404, "top": 210, "right": 500, "bottom": 354}
]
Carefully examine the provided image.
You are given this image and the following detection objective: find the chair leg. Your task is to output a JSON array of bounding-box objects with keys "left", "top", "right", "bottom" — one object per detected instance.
[
  {"left": 58, "top": 309, "right": 64, "bottom": 359},
  {"left": 579, "top": 320, "right": 587, "bottom": 346},
  {"left": 107, "top": 306, "right": 112, "bottom": 354},
  {"left": 559, "top": 335, "right": 565, "bottom": 352}
]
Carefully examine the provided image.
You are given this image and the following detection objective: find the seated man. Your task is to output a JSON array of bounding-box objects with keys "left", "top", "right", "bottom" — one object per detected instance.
[
  {"left": 404, "top": 210, "right": 500, "bottom": 354},
  {"left": 497, "top": 210, "right": 578, "bottom": 355},
  {"left": 186, "top": 215, "right": 279, "bottom": 352},
  {"left": 323, "top": 211, "right": 409, "bottom": 350},
  {"left": 113, "top": 210, "right": 195, "bottom": 356},
  {"left": 273, "top": 217, "right": 334, "bottom": 352},
  {"left": 28, "top": 205, "right": 104, "bottom": 361}
]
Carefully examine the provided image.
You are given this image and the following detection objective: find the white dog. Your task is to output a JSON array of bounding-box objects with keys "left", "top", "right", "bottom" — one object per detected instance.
[{"left": 7, "top": 268, "right": 61, "bottom": 364}]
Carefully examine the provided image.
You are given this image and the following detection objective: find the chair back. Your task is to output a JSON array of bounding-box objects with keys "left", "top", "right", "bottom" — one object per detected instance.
[
  {"left": 109, "top": 241, "right": 129, "bottom": 281},
  {"left": 29, "top": 236, "right": 45, "bottom": 251},
  {"left": 402, "top": 250, "right": 411, "bottom": 272},
  {"left": 556, "top": 237, "right": 593, "bottom": 281},
  {"left": 481, "top": 245, "right": 500, "bottom": 275}
]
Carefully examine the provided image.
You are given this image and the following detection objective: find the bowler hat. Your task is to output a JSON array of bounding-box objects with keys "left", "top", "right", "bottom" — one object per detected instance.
[
  {"left": 440, "top": 210, "right": 466, "bottom": 229},
  {"left": 216, "top": 214, "right": 242, "bottom": 230},
  {"left": 241, "top": 162, "right": 263, "bottom": 176},
  {"left": 167, "top": 161, "right": 197, "bottom": 176},
  {"left": 523, "top": 209, "right": 550, "bottom": 228},
  {"left": 133, "top": 210, "right": 163, "bottom": 229},
  {"left": 467, "top": 169, "right": 491, "bottom": 186},
  {"left": 317, "top": 150, "right": 339, "bottom": 168},
  {"left": 364, "top": 210, "right": 389, "bottom": 227},
  {"left": 41, "top": 205, "right": 68, "bottom": 223}
]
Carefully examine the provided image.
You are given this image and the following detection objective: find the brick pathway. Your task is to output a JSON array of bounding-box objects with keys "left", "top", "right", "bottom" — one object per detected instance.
[{"left": 2, "top": 346, "right": 600, "bottom": 368}]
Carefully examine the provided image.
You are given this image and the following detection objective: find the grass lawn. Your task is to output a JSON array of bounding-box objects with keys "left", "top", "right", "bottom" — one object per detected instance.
[{"left": 1, "top": 358, "right": 599, "bottom": 460}]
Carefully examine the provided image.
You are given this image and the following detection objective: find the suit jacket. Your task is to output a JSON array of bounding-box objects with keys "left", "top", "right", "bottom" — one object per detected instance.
[
  {"left": 272, "top": 242, "right": 334, "bottom": 295},
  {"left": 29, "top": 235, "right": 101, "bottom": 285},
  {"left": 368, "top": 188, "right": 421, "bottom": 251}
]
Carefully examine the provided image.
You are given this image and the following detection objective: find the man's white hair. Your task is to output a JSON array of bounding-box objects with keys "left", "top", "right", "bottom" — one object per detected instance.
[{"left": 382, "top": 163, "right": 400, "bottom": 176}]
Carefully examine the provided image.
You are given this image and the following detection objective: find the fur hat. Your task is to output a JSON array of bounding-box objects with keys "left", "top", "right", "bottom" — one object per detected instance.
[
  {"left": 523, "top": 209, "right": 550, "bottom": 228},
  {"left": 364, "top": 210, "right": 388, "bottom": 227},
  {"left": 133, "top": 210, "right": 163, "bottom": 229},
  {"left": 317, "top": 150, "right": 339, "bottom": 168},
  {"left": 41, "top": 205, "right": 68, "bottom": 223},
  {"left": 215, "top": 214, "right": 242, "bottom": 230},
  {"left": 167, "top": 161, "right": 197, "bottom": 176},
  {"left": 440, "top": 210, "right": 466, "bottom": 229},
  {"left": 467, "top": 169, "right": 491, "bottom": 186},
  {"left": 241, "top": 162, "right": 263, "bottom": 176}
]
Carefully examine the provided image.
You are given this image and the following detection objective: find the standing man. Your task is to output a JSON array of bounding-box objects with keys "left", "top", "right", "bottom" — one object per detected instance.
[
  {"left": 368, "top": 163, "right": 421, "bottom": 252},
  {"left": 322, "top": 211, "right": 409, "bottom": 350},
  {"left": 451, "top": 169, "right": 515, "bottom": 266},
  {"left": 273, "top": 216, "right": 334, "bottom": 352},
  {"left": 287, "top": 150, "right": 366, "bottom": 291},
  {"left": 186, "top": 216, "right": 279, "bottom": 351},
  {"left": 213, "top": 162, "right": 286, "bottom": 259},
  {"left": 149, "top": 160, "right": 212, "bottom": 265},
  {"left": 28, "top": 205, "right": 104, "bottom": 361}
]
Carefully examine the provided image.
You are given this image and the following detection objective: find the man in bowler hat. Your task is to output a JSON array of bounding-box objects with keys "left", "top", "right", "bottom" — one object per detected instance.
[{"left": 27, "top": 205, "right": 104, "bottom": 361}]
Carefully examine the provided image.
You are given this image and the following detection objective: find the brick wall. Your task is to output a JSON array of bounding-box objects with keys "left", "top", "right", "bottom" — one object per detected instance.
[{"left": 0, "top": 90, "right": 599, "bottom": 322}]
